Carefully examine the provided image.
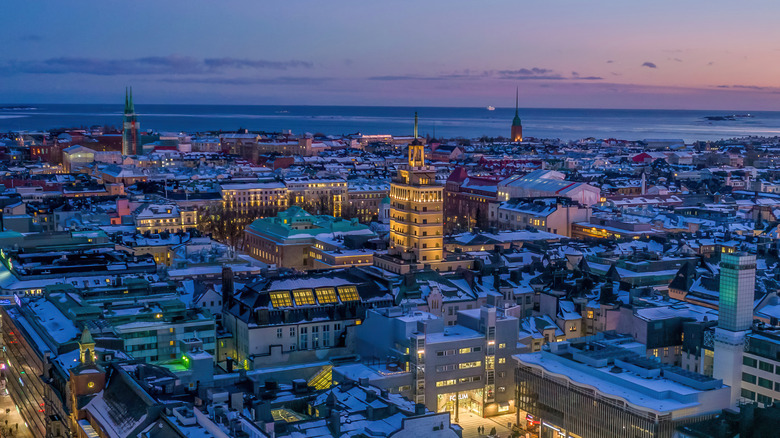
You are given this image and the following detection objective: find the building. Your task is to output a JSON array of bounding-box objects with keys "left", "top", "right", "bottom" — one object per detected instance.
[
  {"left": 346, "top": 181, "right": 389, "bottom": 223},
  {"left": 243, "top": 207, "right": 376, "bottom": 270},
  {"left": 134, "top": 203, "right": 198, "bottom": 234},
  {"left": 387, "top": 114, "right": 444, "bottom": 265},
  {"left": 220, "top": 182, "right": 289, "bottom": 216},
  {"left": 511, "top": 89, "right": 523, "bottom": 142},
  {"left": 713, "top": 252, "right": 756, "bottom": 407},
  {"left": 444, "top": 167, "right": 500, "bottom": 233},
  {"left": 223, "top": 269, "right": 394, "bottom": 369},
  {"left": 122, "top": 87, "right": 139, "bottom": 156},
  {"left": 498, "top": 170, "right": 600, "bottom": 206},
  {"left": 357, "top": 306, "right": 519, "bottom": 419},
  {"left": 515, "top": 334, "right": 731, "bottom": 438},
  {"left": 497, "top": 197, "right": 590, "bottom": 237},
  {"left": 285, "top": 178, "right": 348, "bottom": 217}
]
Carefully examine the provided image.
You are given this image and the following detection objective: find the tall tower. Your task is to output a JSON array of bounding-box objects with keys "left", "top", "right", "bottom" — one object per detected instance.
[
  {"left": 388, "top": 113, "right": 443, "bottom": 264},
  {"left": 713, "top": 252, "right": 756, "bottom": 407},
  {"left": 122, "top": 87, "right": 140, "bottom": 156},
  {"left": 511, "top": 88, "right": 523, "bottom": 142}
]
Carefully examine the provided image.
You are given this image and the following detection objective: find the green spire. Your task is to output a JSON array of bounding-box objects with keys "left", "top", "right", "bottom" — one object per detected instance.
[
  {"left": 512, "top": 87, "right": 522, "bottom": 126},
  {"left": 124, "top": 87, "right": 129, "bottom": 114},
  {"left": 128, "top": 87, "right": 135, "bottom": 114},
  {"left": 414, "top": 111, "right": 418, "bottom": 138}
]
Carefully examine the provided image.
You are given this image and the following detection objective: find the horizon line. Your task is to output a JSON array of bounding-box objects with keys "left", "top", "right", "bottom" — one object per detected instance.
[{"left": 0, "top": 102, "right": 773, "bottom": 113}]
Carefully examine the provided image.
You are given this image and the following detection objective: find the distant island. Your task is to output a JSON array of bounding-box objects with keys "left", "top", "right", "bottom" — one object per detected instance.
[
  {"left": 704, "top": 114, "right": 754, "bottom": 121},
  {"left": 0, "top": 105, "right": 36, "bottom": 111}
]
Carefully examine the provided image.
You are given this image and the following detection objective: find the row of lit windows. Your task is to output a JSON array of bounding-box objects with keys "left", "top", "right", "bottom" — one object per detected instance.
[{"left": 268, "top": 286, "right": 359, "bottom": 308}]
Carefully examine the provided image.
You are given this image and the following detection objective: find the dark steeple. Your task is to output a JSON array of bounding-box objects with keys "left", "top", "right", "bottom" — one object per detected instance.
[{"left": 512, "top": 87, "right": 522, "bottom": 127}]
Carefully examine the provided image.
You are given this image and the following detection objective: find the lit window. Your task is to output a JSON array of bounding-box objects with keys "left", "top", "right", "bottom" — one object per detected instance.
[
  {"left": 292, "top": 289, "right": 316, "bottom": 306},
  {"left": 337, "top": 285, "right": 359, "bottom": 302},
  {"left": 269, "top": 291, "right": 293, "bottom": 308},
  {"left": 315, "top": 287, "right": 338, "bottom": 304}
]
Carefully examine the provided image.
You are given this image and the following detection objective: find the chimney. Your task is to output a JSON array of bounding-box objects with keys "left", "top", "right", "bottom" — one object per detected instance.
[{"left": 222, "top": 265, "right": 234, "bottom": 309}]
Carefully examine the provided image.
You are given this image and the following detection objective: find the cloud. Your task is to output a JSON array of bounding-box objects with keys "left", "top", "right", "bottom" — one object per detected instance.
[
  {"left": 0, "top": 55, "right": 313, "bottom": 76},
  {"left": 368, "top": 68, "right": 601, "bottom": 82},
  {"left": 641, "top": 62, "right": 657, "bottom": 69},
  {"left": 715, "top": 84, "right": 771, "bottom": 91},
  {"left": 160, "top": 76, "right": 330, "bottom": 85},
  {"left": 203, "top": 58, "right": 312, "bottom": 69}
]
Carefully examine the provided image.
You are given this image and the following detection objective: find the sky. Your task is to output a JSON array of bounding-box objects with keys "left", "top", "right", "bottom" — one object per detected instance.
[{"left": 3, "top": 0, "right": 780, "bottom": 110}]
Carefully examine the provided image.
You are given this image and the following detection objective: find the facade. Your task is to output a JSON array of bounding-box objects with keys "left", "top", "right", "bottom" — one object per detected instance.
[
  {"left": 515, "top": 334, "right": 731, "bottom": 438},
  {"left": 134, "top": 204, "right": 198, "bottom": 234},
  {"left": 444, "top": 167, "right": 500, "bottom": 233},
  {"left": 357, "top": 306, "right": 519, "bottom": 419},
  {"left": 346, "top": 181, "right": 389, "bottom": 223},
  {"left": 223, "top": 270, "right": 394, "bottom": 369},
  {"left": 121, "top": 87, "right": 139, "bottom": 156},
  {"left": 243, "top": 206, "right": 376, "bottom": 270},
  {"left": 388, "top": 115, "right": 444, "bottom": 265},
  {"left": 285, "top": 178, "right": 348, "bottom": 217},
  {"left": 497, "top": 197, "right": 590, "bottom": 237},
  {"left": 740, "top": 329, "right": 780, "bottom": 407},
  {"left": 220, "top": 182, "right": 289, "bottom": 215},
  {"left": 498, "top": 170, "right": 601, "bottom": 206}
]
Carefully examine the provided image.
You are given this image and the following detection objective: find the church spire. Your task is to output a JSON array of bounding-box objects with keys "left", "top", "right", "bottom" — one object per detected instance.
[
  {"left": 414, "top": 111, "right": 418, "bottom": 139},
  {"left": 128, "top": 87, "right": 135, "bottom": 114},
  {"left": 124, "top": 87, "right": 129, "bottom": 114},
  {"left": 511, "top": 88, "right": 523, "bottom": 141}
]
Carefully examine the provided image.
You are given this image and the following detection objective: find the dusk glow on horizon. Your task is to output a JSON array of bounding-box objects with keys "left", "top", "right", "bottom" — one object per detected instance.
[{"left": 3, "top": 0, "right": 780, "bottom": 110}]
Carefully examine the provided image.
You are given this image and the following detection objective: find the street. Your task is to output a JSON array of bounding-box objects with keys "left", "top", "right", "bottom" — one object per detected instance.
[{"left": 0, "top": 390, "right": 34, "bottom": 438}]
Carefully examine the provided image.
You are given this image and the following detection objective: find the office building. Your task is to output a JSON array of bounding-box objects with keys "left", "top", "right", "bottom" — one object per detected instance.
[{"left": 713, "top": 252, "right": 756, "bottom": 407}]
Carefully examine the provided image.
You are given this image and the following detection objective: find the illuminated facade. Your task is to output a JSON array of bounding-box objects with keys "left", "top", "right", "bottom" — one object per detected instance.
[{"left": 388, "top": 113, "right": 444, "bottom": 264}]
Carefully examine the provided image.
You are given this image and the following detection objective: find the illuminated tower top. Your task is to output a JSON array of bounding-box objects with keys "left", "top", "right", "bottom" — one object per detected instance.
[
  {"left": 718, "top": 252, "right": 756, "bottom": 332},
  {"left": 408, "top": 111, "right": 425, "bottom": 168}
]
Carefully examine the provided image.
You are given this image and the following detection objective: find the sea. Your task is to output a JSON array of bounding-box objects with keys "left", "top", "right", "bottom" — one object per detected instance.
[{"left": 2, "top": 104, "right": 780, "bottom": 142}]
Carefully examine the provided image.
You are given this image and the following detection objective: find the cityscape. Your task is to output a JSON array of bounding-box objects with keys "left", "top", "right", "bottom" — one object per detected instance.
[{"left": 3, "top": 2, "right": 780, "bottom": 438}]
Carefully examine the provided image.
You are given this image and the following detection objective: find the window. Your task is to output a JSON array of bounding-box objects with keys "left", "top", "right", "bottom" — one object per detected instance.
[
  {"left": 743, "top": 357, "right": 758, "bottom": 367},
  {"left": 292, "top": 289, "right": 315, "bottom": 306},
  {"left": 277, "top": 328, "right": 283, "bottom": 339},
  {"left": 337, "top": 285, "right": 359, "bottom": 302},
  {"left": 758, "top": 377, "right": 773, "bottom": 389},
  {"left": 269, "top": 291, "right": 292, "bottom": 308},
  {"left": 757, "top": 394, "right": 773, "bottom": 406},
  {"left": 759, "top": 361, "right": 774, "bottom": 373},
  {"left": 498, "top": 358, "right": 506, "bottom": 364},
  {"left": 741, "top": 389, "right": 755, "bottom": 400},
  {"left": 742, "top": 373, "right": 757, "bottom": 384},
  {"left": 436, "top": 379, "right": 456, "bottom": 387},
  {"left": 290, "top": 327, "right": 296, "bottom": 337},
  {"left": 315, "top": 287, "right": 338, "bottom": 304},
  {"left": 458, "top": 361, "right": 482, "bottom": 370},
  {"left": 334, "top": 323, "right": 341, "bottom": 331},
  {"left": 498, "top": 343, "right": 506, "bottom": 349}
]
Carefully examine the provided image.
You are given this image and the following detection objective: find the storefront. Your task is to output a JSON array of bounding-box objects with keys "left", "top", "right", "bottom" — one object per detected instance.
[{"left": 436, "top": 388, "right": 484, "bottom": 417}]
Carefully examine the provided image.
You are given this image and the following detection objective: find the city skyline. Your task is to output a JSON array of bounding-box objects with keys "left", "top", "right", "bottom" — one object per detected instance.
[{"left": 3, "top": 1, "right": 780, "bottom": 110}]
